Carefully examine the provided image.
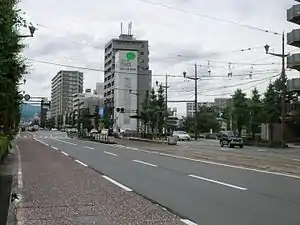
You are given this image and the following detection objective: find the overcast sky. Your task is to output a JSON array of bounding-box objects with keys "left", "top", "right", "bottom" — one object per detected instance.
[{"left": 20, "top": 0, "right": 299, "bottom": 116}]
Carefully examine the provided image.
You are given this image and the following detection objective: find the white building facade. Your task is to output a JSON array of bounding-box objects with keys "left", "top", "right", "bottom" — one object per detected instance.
[{"left": 114, "top": 50, "right": 138, "bottom": 131}]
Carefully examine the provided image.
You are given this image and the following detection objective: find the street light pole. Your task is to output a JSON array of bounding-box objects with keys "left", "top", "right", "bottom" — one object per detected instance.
[
  {"left": 264, "top": 32, "right": 289, "bottom": 148},
  {"left": 18, "top": 25, "right": 36, "bottom": 38},
  {"left": 183, "top": 63, "right": 200, "bottom": 140}
]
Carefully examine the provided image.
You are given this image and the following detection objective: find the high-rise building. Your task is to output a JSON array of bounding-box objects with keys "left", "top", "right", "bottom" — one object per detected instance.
[
  {"left": 95, "top": 82, "right": 104, "bottom": 97},
  {"left": 186, "top": 102, "right": 215, "bottom": 117},
  {"left": 103, "top": 30, "right": 151, "bottom": 130},
  {"left": 50, "top": 70, "right": 83, "bottom": 119}
]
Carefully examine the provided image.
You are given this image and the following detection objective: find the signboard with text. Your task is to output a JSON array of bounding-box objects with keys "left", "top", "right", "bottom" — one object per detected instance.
[{"left": 115, "top": 51, "right": 138, "bottom": 73}]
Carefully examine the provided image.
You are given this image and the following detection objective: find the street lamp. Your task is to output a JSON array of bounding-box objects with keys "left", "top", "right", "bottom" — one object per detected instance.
[
  {"left": 264, "top": 32, "right": 290, "bottom": 147},
  {"left": 18, "top": 25, "right": 36, "bottom": 38}
]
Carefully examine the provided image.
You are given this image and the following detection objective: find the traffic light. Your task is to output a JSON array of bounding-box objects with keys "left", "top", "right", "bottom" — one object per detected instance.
[{"left": 116, "top": 107, "right": 125, "bottom": 113}]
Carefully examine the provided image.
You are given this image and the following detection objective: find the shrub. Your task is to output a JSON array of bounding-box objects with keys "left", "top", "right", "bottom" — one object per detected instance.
[{"left": 0, "top": 136, "right": 9, "bottom": 163}]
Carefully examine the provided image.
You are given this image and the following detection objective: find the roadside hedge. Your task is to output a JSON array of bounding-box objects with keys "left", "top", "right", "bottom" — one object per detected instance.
[{"left": 0, "top": 136, "right": 9, "bottom": 163}]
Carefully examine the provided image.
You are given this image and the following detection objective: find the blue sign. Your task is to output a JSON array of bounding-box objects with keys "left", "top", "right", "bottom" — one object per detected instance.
[{"left": 98, "top": 107, "right": 104, "bottom": 117}]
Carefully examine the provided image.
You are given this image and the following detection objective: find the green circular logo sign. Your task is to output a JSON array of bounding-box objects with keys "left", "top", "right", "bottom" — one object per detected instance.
[{"left": 126, "top": 52, "right": 136, "bottom": 61}]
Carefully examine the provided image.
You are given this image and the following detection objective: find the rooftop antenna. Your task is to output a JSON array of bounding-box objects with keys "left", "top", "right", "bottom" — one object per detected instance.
[
  {"left": 121, "top": 22, "right": 123, "bottom": 34},
  {"left": 128, "top": 21, "right": 132, "bottom": 35}
]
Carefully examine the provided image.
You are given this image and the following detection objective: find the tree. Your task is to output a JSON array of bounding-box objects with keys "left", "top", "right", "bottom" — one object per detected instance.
[
  {"left": 101, "top": 106, "right": 110, "bottom": 129},
  {"left": 249, "top": 88, "right": 263, "bottom": 137},
  {"left": 0, "top": 0, "right": 28, "bottom": 138},
  {"left": 220, "top": 106, "right": 231, "bottom": 130},
  {"left": 65, "top": 113, "right": 69, "bottom": 126},
  {"left": 262, "top": 83, "right": 281, "bottom": 143},
  {"left": 140, "top": 90, "right": 151, "bottom": 133},
  {"left": 94, "top": 105, "right": 100, "bottom": 130},
  {"left": 231, "top": 89, "right": 249, "bottom": 135},
  {"left": 156, "top": 85, "right": 165, "bottom": 134},
  {"left": 148, "top": 88, "right": 158, "bottom": 133},
  {"left": 196, "top": 112, "right": 220, "bottom": 133}
]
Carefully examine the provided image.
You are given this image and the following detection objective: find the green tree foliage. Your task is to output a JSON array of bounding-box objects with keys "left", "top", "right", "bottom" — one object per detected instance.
[
  {"left": 0, "top": 0, "right": 28, "bottom": 138},
  {"left": 140, "top": 90, "right": 150, "bottom": 132},
  {"left": 249, "top": 88, "right": 263, "bottom": 136},
  {"left": 149, "top": 88, "right": 158, "bottom": 133},
  {"left": 262, "top": 83, "right": 281, "bottom": 142},
  {"left": 231, "top": 89, "right": 249, "bottom": 135},
  {"left": 94, "top": 105, "right": 100, "bottom": 130},
  {"left": 156, "top": 85, "right": 165, "bottom": 134},
  {"left": 140, "top": 87, "right": 166, "bottom": 134}
]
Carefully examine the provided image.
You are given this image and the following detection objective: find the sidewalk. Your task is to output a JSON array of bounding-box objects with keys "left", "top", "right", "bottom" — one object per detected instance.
[{"left": 16, "top": 138, "right": 184, "bottom": 225}]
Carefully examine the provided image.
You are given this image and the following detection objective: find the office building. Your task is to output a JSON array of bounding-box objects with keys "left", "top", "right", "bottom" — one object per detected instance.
[
  {"left": 186, "top": 102, "right": 215, "bottom": 117},
  {"left": 51, "top": 70, "right": 83, "bottom": 119},
  {"left": 95, "top": 82, "right": 104, "bottom": 97},
  {"left": 103, "top": 26, "right": 152, "bottom": 130},
  {"left": 214, "top": 98, "right": 233, "bottom": 109}
]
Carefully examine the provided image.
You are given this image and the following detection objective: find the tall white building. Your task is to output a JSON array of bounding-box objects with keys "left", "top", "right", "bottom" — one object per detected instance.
[
  {"left": 104, "top": 30, "right": 152, "bottom": 130},
  {"left": 114, "top": 50, "right": 138, "bottom": 131}
]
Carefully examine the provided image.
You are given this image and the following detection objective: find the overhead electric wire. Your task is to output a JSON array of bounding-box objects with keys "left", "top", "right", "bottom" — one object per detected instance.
[
  {"left": 201, "top": 76, "right": 277, "bottom": 97},
  {"left": 137, "top": 0, "right": 280, "bottom": 35},
  {"left": 27, "top": 58, "right": 279, "bottom": 79}
]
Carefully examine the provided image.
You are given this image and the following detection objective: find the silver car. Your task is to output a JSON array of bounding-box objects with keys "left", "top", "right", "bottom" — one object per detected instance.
[{"left": 173, "top": 131, "right": 191, "bottom": 141}]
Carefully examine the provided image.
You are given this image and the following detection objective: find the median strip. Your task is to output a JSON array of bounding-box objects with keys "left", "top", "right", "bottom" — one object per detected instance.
[
  {"left": 102, "top": 175, "right": 132, "bottom": 191},
  {"left": 132, "top": 160, "right": 157, "bottom": 167},
  {"left": 188, "top": 174, "right": 247, "bottom": 191}
]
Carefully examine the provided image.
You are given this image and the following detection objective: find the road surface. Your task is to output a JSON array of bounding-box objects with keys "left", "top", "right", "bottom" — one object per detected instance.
[{"left": 24, "top": 130, "right": 300, "bottom": 225}]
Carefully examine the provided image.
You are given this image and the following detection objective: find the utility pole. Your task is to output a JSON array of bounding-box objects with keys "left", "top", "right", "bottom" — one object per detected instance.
[
  {"left": 183, "top": 63, "right": 200, "bottom": 140},
  {"left": 194, "top": 64, "right": 198, "bottom": 140},
  {"left": 264, "top": 32, "right": 289, "bottom": 148}
]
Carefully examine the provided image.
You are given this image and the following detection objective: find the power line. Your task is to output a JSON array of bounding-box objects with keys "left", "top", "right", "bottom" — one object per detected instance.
[
  {"left": 27, "top": 58, "right": 279, "bottom": 79},
  {"left": 201, "top": 76, "right": 276, "bottom": 97},
  {"left": 176, "top": 73, "right": 280, "bottom": 94},
  {"left": 137, "top": 0, "right": 280, "bottom": 35}
]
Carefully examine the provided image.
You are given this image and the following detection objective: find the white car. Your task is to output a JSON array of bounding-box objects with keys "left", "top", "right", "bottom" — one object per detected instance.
[{"left": 173, "top": 131, "right": 191, "bottom": 141}]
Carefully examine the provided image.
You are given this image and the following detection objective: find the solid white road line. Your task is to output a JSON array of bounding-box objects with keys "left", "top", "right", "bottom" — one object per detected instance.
[
  {"left": 51, "top": 146, "right": 58, "bottom": 150},
  {"left": 16, "top": 145, "right": 23, "bottom": 189},
  {"left": 62, "top": 151, "right": 68, "bottom": 156},
  {"left": 104, "top": 151, "right": 117, "bottom": 156},
  {"left": 102, "top": 175, "right": 132, "bottom": 191},
  {"left": 180, "top": 219, "right": 198, "bottom": 225},
  {"left": 84, "top": 146, "right": 94, "bottom": 150},
  {"left": 126, "top": 146, "right": 139, "bottom": 151},
  {"left": 114, "top": 144, "right": 126, "bottom": 148},
  {"left": 132, "top": 159, "right": 157, "bottom": 167},
  {"left": 51, "top": 137, "right": 77, "bottom": 146},
  {"left": 34, "top": 138, "right": 49, "bottom": 146},
  {"left": 188, "top": 174, "right": 247, "bottom": 191},
  {"left": 74, "top": 159, "right": 88, "bottom": 167}
]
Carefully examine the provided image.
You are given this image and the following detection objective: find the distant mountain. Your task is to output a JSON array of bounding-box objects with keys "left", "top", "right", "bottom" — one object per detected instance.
[{"left": 21, "top": 103, "right": 40, "bottom": 121}]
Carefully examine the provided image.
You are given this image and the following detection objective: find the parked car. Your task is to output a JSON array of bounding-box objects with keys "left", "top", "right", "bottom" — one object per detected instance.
[
  {"left": 219, "top": 131, "right": 243, "bottom": 148},
  {"left": 173, "top": 131, "right": 191, "bottom": 141}
]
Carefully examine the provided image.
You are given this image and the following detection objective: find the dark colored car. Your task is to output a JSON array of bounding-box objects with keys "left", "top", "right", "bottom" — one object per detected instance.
[{"left": 219, "top": 131, "right": 243, "bottom": 148}]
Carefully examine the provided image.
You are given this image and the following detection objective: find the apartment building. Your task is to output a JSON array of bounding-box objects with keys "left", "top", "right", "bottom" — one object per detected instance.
[{"left": 50, "top": 70, "right": 83, "bottom": 119}]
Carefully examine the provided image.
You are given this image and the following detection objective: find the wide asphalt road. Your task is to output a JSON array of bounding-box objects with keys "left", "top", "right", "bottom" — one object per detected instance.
[{"left": 31, "top": 131, "right": 300, "bottom": 225}]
